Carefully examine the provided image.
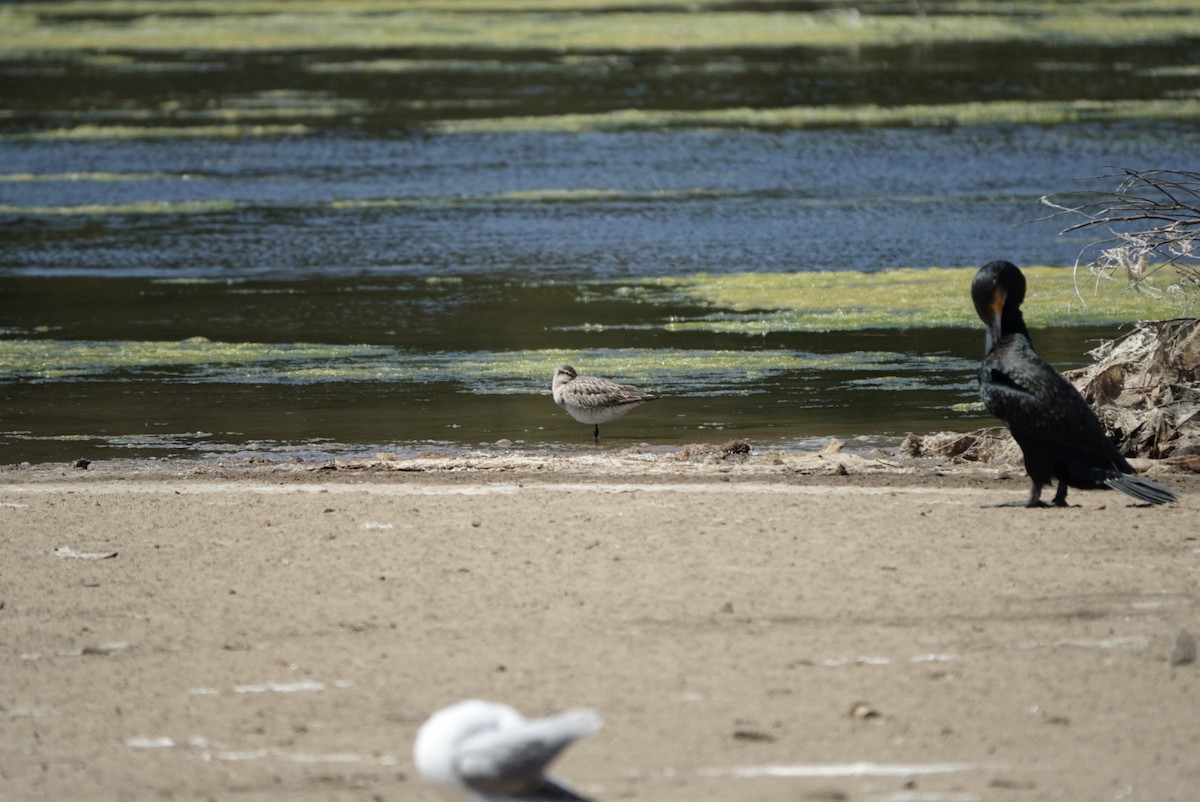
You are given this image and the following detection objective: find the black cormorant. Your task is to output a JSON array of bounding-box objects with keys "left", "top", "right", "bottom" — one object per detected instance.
[{"left": 971, "top": 260, "right": 1177, "bottom": 507}]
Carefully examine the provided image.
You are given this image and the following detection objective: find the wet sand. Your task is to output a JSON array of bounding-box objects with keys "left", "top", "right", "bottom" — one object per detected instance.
[{"left": 2, "top": 447, "right": 1198, "bottom": 801}]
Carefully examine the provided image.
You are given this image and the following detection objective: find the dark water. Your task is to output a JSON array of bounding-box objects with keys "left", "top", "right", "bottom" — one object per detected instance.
[
  {"left": 5, "top": 125, "right": 1197, "bottom": 278},
  {"left": 2, "top": 5, "right": 1198, "bottom": 464}
]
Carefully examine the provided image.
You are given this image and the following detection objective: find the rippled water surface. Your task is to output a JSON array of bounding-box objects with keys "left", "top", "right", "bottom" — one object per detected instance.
[{"left": 2, "top": 1, "right": 1198, "bottom": 463}]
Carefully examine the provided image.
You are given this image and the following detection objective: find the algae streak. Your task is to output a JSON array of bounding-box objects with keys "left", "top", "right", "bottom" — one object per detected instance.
[
  {"left": 5, "top": 1, "right": 1200, "bottom": 53},
  {"left": 639, "top": 267, "right": 1181, "bottom": 333}
]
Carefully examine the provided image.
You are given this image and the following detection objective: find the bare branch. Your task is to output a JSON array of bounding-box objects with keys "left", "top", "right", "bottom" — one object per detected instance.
[{"left": 1043, "top": 167, "right": 1200, "bottom": 316}]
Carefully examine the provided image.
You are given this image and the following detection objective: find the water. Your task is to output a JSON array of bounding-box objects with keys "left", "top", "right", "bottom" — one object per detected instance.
[{"left": 2, "top": 1, "right": 1198, "bottom": 464}]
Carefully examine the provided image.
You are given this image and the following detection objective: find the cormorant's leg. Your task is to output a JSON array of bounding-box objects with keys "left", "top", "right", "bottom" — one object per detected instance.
[
  {"left": 593, "top": 424, "right": 600, "bottom": 443},
  {"left": 1051, "top": 480, "right": 1071, "bottom": 507},
  {"left": 1025, "top": 480, "right": 1052, "bottom": 508},
  {"left": 987, "top": 479, "right": 1051, "bottom": 508},
  {"left": 988, "top": 475, "right": 1056, "bottom": 506}
]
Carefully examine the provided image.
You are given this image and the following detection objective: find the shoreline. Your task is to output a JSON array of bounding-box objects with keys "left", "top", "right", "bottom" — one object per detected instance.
[
  {"left": 1, "top": 436, "right": 1192, "bottom": 489},
  {"left": 2, "top": 449, "right": 1197, "bottom": 801}
]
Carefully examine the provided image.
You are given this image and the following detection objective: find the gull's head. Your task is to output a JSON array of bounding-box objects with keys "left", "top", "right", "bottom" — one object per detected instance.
[{"left": 413, "top": 700, "right": 523, "bottom": 795}]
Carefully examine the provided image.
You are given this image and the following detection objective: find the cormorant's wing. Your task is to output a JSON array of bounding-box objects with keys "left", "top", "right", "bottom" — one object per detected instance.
[
  {"left": 980, "top": 334, "right": 1129, "bottom": 468},
  {"left": 456, "top": 709, "right": 601, "bottom": 799}
]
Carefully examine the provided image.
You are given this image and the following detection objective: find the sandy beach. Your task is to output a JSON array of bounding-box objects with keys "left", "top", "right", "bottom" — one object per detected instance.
[{"left": 2, "top": 446, "right": 1198, "bottom": 802}]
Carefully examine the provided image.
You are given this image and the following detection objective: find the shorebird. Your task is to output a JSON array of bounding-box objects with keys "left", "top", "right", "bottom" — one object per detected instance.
[
  {"left": 971, "top": 260, "right": 1177, "bottom": 507},
  {"left": 413, "top": 699, "right": 602, "bottom": 802},
  {"left": 552, "top": 364, "right": 658, "bottom": 443}
]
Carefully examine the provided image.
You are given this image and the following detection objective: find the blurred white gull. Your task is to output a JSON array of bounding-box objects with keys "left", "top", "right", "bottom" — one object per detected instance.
[{"left": 414, "top": 699, "right": 603, "bottom": 801}]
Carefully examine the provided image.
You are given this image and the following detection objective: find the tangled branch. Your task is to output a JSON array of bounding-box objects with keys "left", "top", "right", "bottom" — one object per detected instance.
[{"left": 1041, "top": 167, "right": 1200, "bottom": 314}]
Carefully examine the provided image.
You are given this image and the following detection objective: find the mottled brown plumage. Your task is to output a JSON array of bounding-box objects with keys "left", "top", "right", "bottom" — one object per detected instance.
[{"left": 552, "top": 364, "right": 658, "bottom": 442}]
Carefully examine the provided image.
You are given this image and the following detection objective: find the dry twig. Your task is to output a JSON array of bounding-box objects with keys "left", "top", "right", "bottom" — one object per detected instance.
[{"left": 1041, "top": 167, "right": 1200, "bottom": 314}]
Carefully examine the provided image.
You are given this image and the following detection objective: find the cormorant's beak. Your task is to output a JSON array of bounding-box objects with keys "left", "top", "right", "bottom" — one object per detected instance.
[{"left": 987, "top": 287, "right": 1006, "bottom": 344}]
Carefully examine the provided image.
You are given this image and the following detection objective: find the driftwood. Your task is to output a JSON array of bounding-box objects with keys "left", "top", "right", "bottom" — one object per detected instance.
[
  {"left": 1065, "top": 318, "right": 1200, "bottom": 459},
  {"left": 899, "top": 428, "right": 1018, "bottom": 463},
  {"left": 904, "top": 319, "right": 1200, "bottom": 469}
]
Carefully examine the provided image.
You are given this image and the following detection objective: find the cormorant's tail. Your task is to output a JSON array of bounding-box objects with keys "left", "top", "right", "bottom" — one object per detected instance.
[{"left": 1105, "top": 473, "right": 1179, "bottom": 505}]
